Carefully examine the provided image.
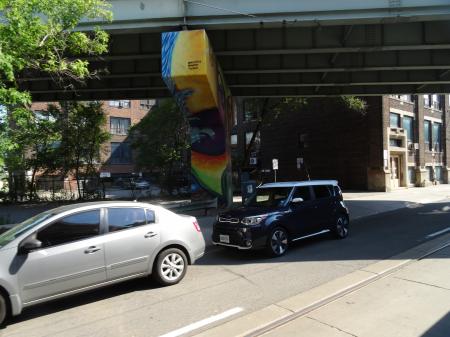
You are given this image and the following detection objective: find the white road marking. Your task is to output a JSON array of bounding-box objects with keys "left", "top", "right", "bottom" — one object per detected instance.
[
  {"left": 426, "top": 227, "right": 450, "bottom": 239},
  {"left": 158, "top": 307, "right": 244, "bottom": 337}
]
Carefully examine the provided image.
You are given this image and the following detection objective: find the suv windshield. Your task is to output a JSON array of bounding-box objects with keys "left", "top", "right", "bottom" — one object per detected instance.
[
  {"left": 245, "top": 187, "right": 292, "bottom": 208},
  {"left": 0, "top": 212, "right": 54, "bottom": 248}
]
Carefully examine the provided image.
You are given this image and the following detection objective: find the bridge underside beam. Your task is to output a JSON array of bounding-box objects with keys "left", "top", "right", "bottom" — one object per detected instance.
[
  {"left": 85, "top": 0, "right": 450, "bottom": 32},
  {"left": 23, "top": 21, "right": 450, "bottom": 100}
]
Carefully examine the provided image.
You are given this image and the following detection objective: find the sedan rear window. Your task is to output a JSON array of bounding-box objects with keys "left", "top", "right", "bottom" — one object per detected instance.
[{"left": 108, "top": 208, "right": 147, "bottom": 232}]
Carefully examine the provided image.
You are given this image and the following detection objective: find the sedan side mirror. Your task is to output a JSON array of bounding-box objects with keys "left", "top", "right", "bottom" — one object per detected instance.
[
  {"left": 291, "top": 197, "right": 304, "bottom": 204},
  {"left": 18, "top": 237, "right": 42, "bottom": 255}
]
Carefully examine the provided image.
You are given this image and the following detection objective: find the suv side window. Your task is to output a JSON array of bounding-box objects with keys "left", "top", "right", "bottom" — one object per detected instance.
[
  {"left": 313, "top": 185, "right": 332, "bottom": 199},
  {"left": 37, "top": 210, "right": 100, "bottom": 248},
  {"left": 108, "top": 208, "right": 146, "bottom": 232},
  {"left": 292, "top": 186, "right": 312, "bottom": 201}
]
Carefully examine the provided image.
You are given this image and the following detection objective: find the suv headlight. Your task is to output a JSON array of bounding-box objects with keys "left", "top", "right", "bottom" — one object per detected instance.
[{"left": 241, "top": 214, "right": 269, "bottom": 226}]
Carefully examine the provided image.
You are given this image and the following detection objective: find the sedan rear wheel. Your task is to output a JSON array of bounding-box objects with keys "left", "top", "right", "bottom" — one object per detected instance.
[
  {"left": 153, "top": 248, "right": 187, "bottom": 286},
  {"left": 267, "top": 227, "right": 288, "bottom": 257}
]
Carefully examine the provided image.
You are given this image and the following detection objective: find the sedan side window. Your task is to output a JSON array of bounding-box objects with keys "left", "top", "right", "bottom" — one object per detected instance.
[
  {"left": 146, "top": 209, "right": 156, "bottom": 224},
  {"left": 37, "top": 210, "right": 100, "bottom": 248},
  {"left": 108, "top": 208, "right": 146, "bottom": 232}
]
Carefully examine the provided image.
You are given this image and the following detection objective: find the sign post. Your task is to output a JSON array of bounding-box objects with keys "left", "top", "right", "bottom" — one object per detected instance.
[{"left": 272, "top": 158, "right": 278, "bottom": 182}]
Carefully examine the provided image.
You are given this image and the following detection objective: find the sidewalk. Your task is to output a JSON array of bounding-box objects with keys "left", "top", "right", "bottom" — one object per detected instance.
[
  {"left": 261, "top": 241, "right": 450, "bottom": 337},
  {"left": 194, "top": 233, "right": 450, "bottom": 337}
]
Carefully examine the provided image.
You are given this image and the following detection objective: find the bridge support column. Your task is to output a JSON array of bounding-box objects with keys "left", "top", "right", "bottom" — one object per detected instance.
[{"left": 161, "top": 29, "right": 233, "bottom": 206}]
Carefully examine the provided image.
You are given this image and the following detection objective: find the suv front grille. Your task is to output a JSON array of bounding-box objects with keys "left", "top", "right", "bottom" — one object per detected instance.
[{"left": 218, "top": 217, "right": 240, "bottom": 224}]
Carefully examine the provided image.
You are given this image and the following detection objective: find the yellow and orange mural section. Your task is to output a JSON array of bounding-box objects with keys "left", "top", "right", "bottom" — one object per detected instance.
[{"left": 162, "top": 30, "right": 233, "bottom": 205}]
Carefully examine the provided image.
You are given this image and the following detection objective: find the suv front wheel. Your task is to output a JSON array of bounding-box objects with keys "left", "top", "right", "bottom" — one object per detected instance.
[{"left": 266, "top": 227, "right": 289, "bottom": 257}]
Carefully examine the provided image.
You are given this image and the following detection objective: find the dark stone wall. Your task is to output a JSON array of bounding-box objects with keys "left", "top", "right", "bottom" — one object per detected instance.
[{"left": 258, "top": 97, "right": 382, "bottom": 190}]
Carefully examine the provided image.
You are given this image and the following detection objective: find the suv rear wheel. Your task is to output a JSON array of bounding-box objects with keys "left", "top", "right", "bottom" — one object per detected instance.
[
  {"left": 266, "top": 227, "right": 288, "bottom": 257},
  {"left": 333, "top": 215, "right": 349, "bottom": 239}
]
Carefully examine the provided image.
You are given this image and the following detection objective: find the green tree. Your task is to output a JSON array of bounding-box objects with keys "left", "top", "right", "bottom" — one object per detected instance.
[
  {"left": 131, "top": 99, "right": 190, "bottom": 193},
  {"left": 0, "top": 0, "right": 111, "bottom": 200},
  {"left": 49, "top": 101, "right": 110, "bottom": 199},
  {"left": 11, "top": 108, "right": 60, "bottom": 200},
  {"left": 0, "top": 0, "right": 111, "bottom": 106}
]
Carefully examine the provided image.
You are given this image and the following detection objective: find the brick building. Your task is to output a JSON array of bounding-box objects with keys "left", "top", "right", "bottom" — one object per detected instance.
[
  {"left": 233, "top": 95, "right": 450, "bottom": 192},
  {"left": 31, "top": 99, "right": 154, "bottom": 180}
]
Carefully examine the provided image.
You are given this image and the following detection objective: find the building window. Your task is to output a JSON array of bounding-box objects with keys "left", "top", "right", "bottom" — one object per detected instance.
[
  {"left": 390, "top": 113, "right": 401, "bottom": 128},
  {"left": 389, "top": 138, "right": 402, "bottom": 147},
  {"left": 424, "top": 95, "right": 431, "bottom": 108},
  {"left": 110, "top": 142, "right": 132, "bottom": 164},
  {"left": 230, "top": 134, "right": 237, "bottom": 146},
  {"left": 408, "top": 167, "right": 416, "bottom": 185},
  {"left": 245, "top": 131, "right": 260, "bottom": 145},
  {"left": 403, "top": 116, "right": 414, "bottom": 143},
  {"left": 110, "top": 117, "right": 131, "bottom": 135},
  {"left": 398, "top": 95, "right": 413, "bottom": 102},
  {"left": 243, "top": 99, "right": 261, "bottom": 122},
  {"left": 424, "top": 120, "right": 432, "bottom": 151},
  {"left": 432, "top": 122, "right": 442, "bottom": 152},
  {"left": 140, "top": 99, "right": 155, "bottom": 110},
  {"left": 431, "top": 94, "right": 442, "bottom": 110},
  {"left": 109, "top": 100, "right": 131, "bottom": 109},
  {"left": 435, "top": 166, "right": 443, "bottom": 182}
]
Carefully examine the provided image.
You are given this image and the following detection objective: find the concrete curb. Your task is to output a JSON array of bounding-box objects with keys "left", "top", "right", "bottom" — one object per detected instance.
[{"left": 192, "top": 232, "right": 450, "bottom": 337}]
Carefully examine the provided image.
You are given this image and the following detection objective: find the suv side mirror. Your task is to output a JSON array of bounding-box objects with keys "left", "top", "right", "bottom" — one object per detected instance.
[
  {"left": 18, "top": 237, "right": 42, "bottom": 255},
  {"left": 291, "top": 197, "right": 304, "bottom": 204}
]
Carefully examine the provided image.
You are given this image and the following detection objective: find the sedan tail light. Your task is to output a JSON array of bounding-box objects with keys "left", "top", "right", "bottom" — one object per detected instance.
[{"left": 193, "top": 220, "right": 201, "bottom": 232}]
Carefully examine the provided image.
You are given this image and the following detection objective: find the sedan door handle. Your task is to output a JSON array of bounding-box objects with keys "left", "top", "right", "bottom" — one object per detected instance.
[
  {"left": 145, "top": 232, "right": 158, "bottom": 238},
  {"left": 85, "top": 246, "right": 101, "bottom": 254}
]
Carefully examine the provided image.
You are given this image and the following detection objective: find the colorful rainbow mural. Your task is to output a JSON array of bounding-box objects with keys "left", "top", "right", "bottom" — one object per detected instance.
[{"left": 161, "top": 30, "right": 232, "bottom": 205}]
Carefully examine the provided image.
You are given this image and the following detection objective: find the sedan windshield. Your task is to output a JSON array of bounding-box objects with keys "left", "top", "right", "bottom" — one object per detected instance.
[
  {"left": 245, "top": 187, "right": 292, "bottom": 208},
  {"left": 0, "top": 212, "right": 53, "bottom": 248}
]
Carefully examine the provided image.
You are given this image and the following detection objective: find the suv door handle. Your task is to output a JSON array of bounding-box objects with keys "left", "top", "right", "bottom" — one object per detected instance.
[
  {"left": 145, "top": 232, "right": 157, "bottom": 238},
  {"left": 84, "top": 246, "right": 101, "bottom": 254}
]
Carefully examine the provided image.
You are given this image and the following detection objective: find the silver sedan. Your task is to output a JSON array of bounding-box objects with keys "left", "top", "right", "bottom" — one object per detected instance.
[{"left": 0, "top": 201, "right": 205, "bottom": 325}]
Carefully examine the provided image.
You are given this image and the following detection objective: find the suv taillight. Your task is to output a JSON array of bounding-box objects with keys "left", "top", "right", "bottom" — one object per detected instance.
[{"left": 193, "top": 220, "right": 201, "bottom": 232}]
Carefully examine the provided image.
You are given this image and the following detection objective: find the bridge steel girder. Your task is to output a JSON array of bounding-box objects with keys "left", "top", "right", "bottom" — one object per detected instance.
[
  {"left": 83, "top": 0, "right": 450, "bottom": 32},
  {"left": 22, "top": 17, "right": 450, "bottom": 100}
]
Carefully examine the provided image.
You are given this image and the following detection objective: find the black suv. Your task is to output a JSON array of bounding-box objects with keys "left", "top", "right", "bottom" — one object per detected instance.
[{"left": 212, "top": 180, "right": 349, "bottom": 256}]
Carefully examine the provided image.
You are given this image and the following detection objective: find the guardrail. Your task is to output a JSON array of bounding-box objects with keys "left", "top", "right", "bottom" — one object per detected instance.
[{"left": 163, "top": 199, "right": 218, "bottom": 216}]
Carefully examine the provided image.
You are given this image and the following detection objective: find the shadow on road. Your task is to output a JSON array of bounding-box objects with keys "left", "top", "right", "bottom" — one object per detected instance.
[
  {"left": 198, "top": 201, "right": 450, "bottom": 266},
  {"left": 2, "top": 200, "right": 450, "bottom": 328}
]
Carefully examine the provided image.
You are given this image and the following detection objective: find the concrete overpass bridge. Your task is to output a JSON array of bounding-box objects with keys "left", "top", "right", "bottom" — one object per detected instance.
[
  {"left": 20, "top": 0, "right": 450, "bottom": 205},
  {"left": 23, "top": 0, "right": 450, "bottom": 101}
]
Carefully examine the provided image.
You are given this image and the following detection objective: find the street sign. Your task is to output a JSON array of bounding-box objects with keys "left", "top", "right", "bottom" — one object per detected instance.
[
  {"left": 272, "top": 158, "right": 278, "bottom": 170},
  {"left": 100, "top": 172, "right": 111, "bottom": 178}
]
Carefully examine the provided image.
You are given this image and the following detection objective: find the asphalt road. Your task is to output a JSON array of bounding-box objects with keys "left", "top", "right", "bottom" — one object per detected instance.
[{"left": 2, "top": 200, "right": 450, "bottom": 337}]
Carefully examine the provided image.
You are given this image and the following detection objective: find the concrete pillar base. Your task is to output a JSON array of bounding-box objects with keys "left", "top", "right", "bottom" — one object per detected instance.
[
  {"left": 443, "top": 167, "right": 450, "bottom": 184},
  {"left": 415, "top": 167, "right": 431, "bottom": 187},
  {"left": 367, "top": 167, "right": 390, "bottom": 192}
]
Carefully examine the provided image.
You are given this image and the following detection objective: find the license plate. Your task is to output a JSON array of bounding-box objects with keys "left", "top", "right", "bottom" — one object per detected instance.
[{"left": 219, "top": 234, "right": 230, "bottom": 244}]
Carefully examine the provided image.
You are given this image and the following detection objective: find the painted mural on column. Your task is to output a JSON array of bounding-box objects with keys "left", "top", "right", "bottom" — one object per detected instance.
[{"left": 161, "top": 30, "right": 233, "bottom": 206}]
